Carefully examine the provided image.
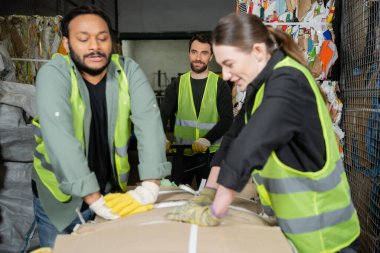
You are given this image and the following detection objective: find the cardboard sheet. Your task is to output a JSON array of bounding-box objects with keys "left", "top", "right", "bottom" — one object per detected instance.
[{"left": 54, "top": 187, "right": 293, "bottom": 253}]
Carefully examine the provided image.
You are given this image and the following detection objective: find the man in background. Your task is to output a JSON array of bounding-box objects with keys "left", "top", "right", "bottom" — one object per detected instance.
[{"left": 160, "top": 33, "right": 233, "bottom": 188}]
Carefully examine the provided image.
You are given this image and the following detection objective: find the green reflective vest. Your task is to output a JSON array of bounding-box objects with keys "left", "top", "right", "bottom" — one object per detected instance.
[
  {"left": 248, "top": 57, "right": 360, "bottom": 253},
  {"left": 32, "top": 54, "right": 131, "bottom": 202},
  {"left": 174, "top": 71, "right": 221, "bottom": 155}
]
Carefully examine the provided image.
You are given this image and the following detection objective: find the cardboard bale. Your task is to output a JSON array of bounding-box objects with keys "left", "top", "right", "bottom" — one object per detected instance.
[
  {"left": 310, "top": 56, "right": 323, "bottom": 78},
  {"left": 297, "top": 0, "right": 312, "bottom": 21},
  {"left": 54, "top": 187, "right": 292, "bottom": 253},
  {"left": 297, "top": 34, "right": 308, "bottom": 53},
  {"left": 286, "top": 0, "right": 297, "bottom": 13}
]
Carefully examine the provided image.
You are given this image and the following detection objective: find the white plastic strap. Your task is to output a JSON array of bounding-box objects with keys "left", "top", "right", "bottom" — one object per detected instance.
[
  {"left": 188, "top": 224, "right": 198, "bottom": 253},
  {"left": 178, "top": 178, "right": 207, "bottom": 196},
  {"left": 198, "top": 179, "right": 206, "bottom": 192},
  {"left": 158, "top": 190, "right": 188, "bottom": 195},
  {"left": 179, "top": 184, "right": 197, "bottom": 195},
  {"left": 154, "top": 201, "right": 187, "bottom": 209},
  {"left": 75, "top": 208, "right": 85, "bottom": 224}
]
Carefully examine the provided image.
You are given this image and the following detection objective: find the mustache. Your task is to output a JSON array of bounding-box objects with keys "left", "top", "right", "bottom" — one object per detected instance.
[
  {"left": 84, "top": 51, "right": 107, "bottom": 58},
  {"left": 192, "top": 61, "right": 205, "bottom": 65}
]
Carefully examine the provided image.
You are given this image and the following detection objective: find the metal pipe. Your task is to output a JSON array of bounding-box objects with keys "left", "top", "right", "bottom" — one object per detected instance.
[{"left": 158, "top": 70, "right": 161, "bottom": 88}]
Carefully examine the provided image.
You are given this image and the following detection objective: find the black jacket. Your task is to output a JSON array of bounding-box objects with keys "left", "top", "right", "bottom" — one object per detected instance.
[{"left": 211, "top": 50, "right": 326, "bottom": 192}]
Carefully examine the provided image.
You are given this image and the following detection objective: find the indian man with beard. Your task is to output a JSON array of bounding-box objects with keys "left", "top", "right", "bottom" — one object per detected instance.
[
  {"left": 161, "top": 34, "right": 233, "bottom": 188},
  {"left": 31, "top": 5, "right": 171, "bottom": 247}
]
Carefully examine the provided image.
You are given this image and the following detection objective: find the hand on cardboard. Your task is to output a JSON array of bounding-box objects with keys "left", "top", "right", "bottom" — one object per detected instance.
[
  {"left": 192, "top": 138, "right": 210, "bottom": 153},
  {"left": 104, "top": 192, "right": 153, "bottom": 217},
  {"left": 89, "top": 195, "right": 119, "bottom": 220},
  {"left": 166, "top": 202, "right": 222, "bottom": 226},
  {"left": 189, "top": 187, "right": 216, "bottom": 206},
  {"left": 104, "top": 181, "right": 159, "bottom": 217}
]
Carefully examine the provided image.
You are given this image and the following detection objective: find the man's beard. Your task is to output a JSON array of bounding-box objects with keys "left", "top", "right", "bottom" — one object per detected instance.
[
  {"left": 69, "top": 44, "right": 111, "bottom": 76},
  {"left": 190, "top": 61, "right": 208, "bottom": 74}
]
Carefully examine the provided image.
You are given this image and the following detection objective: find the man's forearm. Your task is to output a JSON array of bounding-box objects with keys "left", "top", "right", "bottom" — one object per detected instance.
[
  {"left": 205, "top": 166, "right": 221, "bottom": 189},
  {"left": 83, "top": 191, "right": 101, "bottom": 205}
]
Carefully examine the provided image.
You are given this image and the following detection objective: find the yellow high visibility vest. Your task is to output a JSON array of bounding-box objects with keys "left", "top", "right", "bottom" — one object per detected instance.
[
  {"left": 174, "top": 71, "right": 221, "bottom": 155},
  {"left": 32, "top": 54, "right": 131, "bottom": 202},
  {"left": 248, "top": 57, "right": 360, "bottom": 253}
]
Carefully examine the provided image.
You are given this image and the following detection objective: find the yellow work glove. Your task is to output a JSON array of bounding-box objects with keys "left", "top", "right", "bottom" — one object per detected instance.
[
  {"left": 104, "top": 193, "right": 153, "bottom": 217},
  {"left": 30, "top": 248, "right": 53, "bottom": 253},
  {"left": 165, "top": 139, "right": 171, "bottom": 153},
  {"left": 166, "top": 202, "right": 222, "bottom": 226},
  {"left": 191, "top": 138, "right": 210, "bottom": 153},
  {"left": 104, "top": 181, "right": 159, "bottom": 217},
  {"left": 189, "top": 187, "right": 216, "bottom": 206}
]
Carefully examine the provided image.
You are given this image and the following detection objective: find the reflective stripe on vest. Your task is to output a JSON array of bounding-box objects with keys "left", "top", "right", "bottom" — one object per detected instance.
[
  {"left": 112, "top": 54, "right": 131, "bottom": 191},
  {"left": 33, "top": 54, "right": 131, "bottom": 201},
  {"left": 253, "top": 160, "right": 344, "bottom": 194},
  {"left": 174, "top": 71, "right": 220, "bottom": 155},
  {"left": 32, "top": 117, "right": 71, "bottom": 202},
  {"left": 277, "top": 203, "right": 356, "bottom": 234},
  {"left": 248, "top": 57, "right": 360, "bottom": 253},
  {"left": 175, "top": 119, "right": 216, "bottom": 130}
]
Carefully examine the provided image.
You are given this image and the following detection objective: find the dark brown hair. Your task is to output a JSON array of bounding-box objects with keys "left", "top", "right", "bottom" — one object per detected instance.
[
  {"left": 189, "top": 33, "right": 213, "bottom": 54},
  {"left": 212, "top": 13, "right": 306, "bottom": 66},
  {"left": 61, "top": 5, "right": 112, "bottom": 39}
]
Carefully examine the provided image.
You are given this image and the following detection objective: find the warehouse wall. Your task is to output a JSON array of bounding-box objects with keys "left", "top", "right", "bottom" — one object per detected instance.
[
  {"left": 1, "top": 0, "right": 230, "bottom": 88},
  {"left": 0, "top": 0, "right": 117, "bottom": 31},
  {"left": 118, "top": 0, "right": 234, "bottom": 33},
  {"left": 118, "top": 0, "right": 230, "bottom": 91},
  {"left": 0, "top": 0, "right": 234, "bottom": 34},
  {"left": 122, "top": 40, "right": 222, "bottom": 91}
]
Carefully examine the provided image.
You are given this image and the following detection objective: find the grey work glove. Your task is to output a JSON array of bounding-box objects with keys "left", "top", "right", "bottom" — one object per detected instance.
[
  {"left": 189, "top": 187, "right": 216, "bottom": 206},
  {"left": 166, "top": 202, "right": 222, "bottom": 226}
]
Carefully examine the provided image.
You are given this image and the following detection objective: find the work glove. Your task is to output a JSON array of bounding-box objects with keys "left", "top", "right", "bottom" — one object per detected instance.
[
  {"left": 166, "top": 203, "right": 222, "bottom": 226},
  {"left": 192, "top": 138, "right": 210, "bottom": 153},
  {"left": 165, "top": 139, "right": 171, "bottom": 153},
  {"left": 189, "top": 187, "right": 216, "bottom": 206},
  {"left": 30, "top": 247, "right": 53, "bottom": 253},
  {"left": 104, "top": 181, "right": 159, "bottom": 217},
  {"left": 89, "top": 195, "right": 119, "bottom": 220}
]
